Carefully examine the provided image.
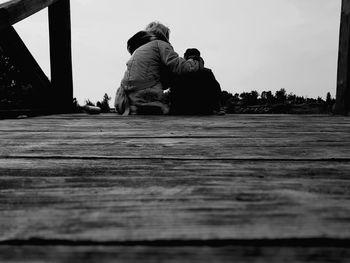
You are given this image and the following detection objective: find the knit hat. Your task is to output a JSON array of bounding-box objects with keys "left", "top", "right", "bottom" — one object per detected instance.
[{"left": 184, "top": 48, "right": 201, "bottom": 60}]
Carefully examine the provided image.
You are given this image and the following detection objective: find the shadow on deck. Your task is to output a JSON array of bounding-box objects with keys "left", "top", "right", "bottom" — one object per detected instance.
[{"left": 1, "top": 114, "right": 350, "bottom": 262}]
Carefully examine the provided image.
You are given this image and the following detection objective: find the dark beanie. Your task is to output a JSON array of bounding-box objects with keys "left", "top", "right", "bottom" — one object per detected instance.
[{"left": 184, "top": 48, "right": 201, "bottom": 60}]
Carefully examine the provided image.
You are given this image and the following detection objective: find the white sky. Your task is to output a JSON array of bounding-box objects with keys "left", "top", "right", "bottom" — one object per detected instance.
[{"left": 3, "top": 0, "right": 342, "bottom": 103}]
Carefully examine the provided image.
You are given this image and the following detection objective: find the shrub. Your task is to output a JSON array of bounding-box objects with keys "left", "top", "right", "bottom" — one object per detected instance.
[{"left": 96, "top": 93, "right": 111, "bottom": 113}]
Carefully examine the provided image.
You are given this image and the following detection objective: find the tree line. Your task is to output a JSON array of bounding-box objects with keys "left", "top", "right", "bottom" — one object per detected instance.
[{"left": 220, "top": 89, "right": 335, "bottom": 114}]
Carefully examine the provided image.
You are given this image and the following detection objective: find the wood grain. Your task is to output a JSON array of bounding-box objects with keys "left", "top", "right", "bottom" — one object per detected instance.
[
  {"left": 1, "top": 114, "right": 349, "bottom": 159},
  {"left": 0, "top": 114, "right": 349, "bottom": 262},
  {"left": 1, "top": 158, "right": 350, "bottom": 241},
  {"left": 2, "top": 137, "right": 350, "bottom": 159},
  {"left": 1, "top": 245, "right": 350, "bottom": 263}
]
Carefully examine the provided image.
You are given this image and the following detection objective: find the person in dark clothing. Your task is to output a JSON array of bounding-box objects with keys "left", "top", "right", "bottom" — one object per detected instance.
[{"left": 169, "top": 48, "right": 222, "bottom": 115}]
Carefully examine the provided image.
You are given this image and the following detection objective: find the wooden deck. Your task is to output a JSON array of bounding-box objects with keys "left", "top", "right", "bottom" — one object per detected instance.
[{"left": 0, "top": 114, "right": 350, "bottom": 262}]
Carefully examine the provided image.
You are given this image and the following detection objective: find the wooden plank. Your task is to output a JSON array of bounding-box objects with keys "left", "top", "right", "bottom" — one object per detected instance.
[
  {"left": 0, "top": 0, "right": 59, "bottom": 30},
  {"left": 0, "top": 159, "right": 350, "bottom": 241},
  {"left": 0, "top": 26, "right": 52, "bottom": 110},
  {"left": 335, "top": 0, "right": 350, "bottom": 115},
  {"left": 1, "top": 115, "right": 349, "bottom": 159},
  {"left": 0, "top": 109, "right": 52, "bottom": 119},
  {"left": 0, "top": 245, "right": 349, "bottom": 263},
  {"left": 2, "top": 132, "right": 350, "bottom": 146},
  {"left": 0, "top": 114, "right": 349, "bottom": 133},
  {"left": 48, "top": 0, "right": 73, "bottom": 113},
  {"left": 1, "top": 137, "right": 350, "bottom": 159},
  {"left": 1, "top": 114, "right": 349, "bottom": 250},
  {"left": 1, "top": 130, "right": 350, "bottom": 142}
]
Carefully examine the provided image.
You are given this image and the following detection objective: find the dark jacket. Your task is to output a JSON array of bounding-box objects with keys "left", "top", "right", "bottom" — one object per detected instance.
[{"left": 170, "top": 67, "right": 222, "bottom": 115}]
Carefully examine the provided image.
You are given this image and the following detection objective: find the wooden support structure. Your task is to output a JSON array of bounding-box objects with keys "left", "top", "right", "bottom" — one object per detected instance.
[
  {"left": 0, "top": 0, "right": 59, "bottom": 30},
  {"left": 0, "top": 0, "right": 73, "bottom": 114},
  {"left": 48, "top": 0, "right": 73, "bottom": 112},
  {"left": 335, "top": 0, "right": 350, "bottom": 115},
  {"left": 0, "top": 26, "right": 52, "bottom": 109}
]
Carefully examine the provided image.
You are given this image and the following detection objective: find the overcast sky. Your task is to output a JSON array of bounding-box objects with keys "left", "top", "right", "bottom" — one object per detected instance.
[{"left": 7, "top": 0, "right": 342, "bottom": 103}]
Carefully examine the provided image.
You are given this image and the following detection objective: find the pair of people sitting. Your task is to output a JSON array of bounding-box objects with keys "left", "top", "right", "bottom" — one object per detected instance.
[{"left": 114, "top": 21, "right": 222, "bottom": 115}]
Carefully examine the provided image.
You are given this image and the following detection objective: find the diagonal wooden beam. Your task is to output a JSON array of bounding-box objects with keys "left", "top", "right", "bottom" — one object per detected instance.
[
  {"left": 0, "top": 26, "right": 52, "bottom": 110},
  {"left": 0, "top": 0, "right": 59, "bottom": 30},
  {"left": 335, "top": 0, "right": 350, "bottom": 115}
]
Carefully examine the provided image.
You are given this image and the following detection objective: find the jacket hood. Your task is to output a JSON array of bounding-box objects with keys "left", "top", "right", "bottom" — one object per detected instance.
[{"left": 127, "top": 31, "right": 169, "bottom": 55}]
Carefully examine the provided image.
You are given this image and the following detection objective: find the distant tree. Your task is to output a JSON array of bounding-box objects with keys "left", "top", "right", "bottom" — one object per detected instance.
[
  {"left": 260, "top": 91, "right": 267, "bottom": 103},
  {"left": 73, "top": 97, "right": 79, "bottom": 108},
  {"left": 233, "top": 93, "right": 240, "bottom": 102},
  {"left": 275, "top": 88, "right": 287, "bottom": 104},
  {"left": 295, "top": 96, "right": 306, "bottom": 104},
  {"left": 239, "top": 92, "right": 251, "bottom": 105},
  {"left": 325, "top": 92, "right": 335, "bottom": 112},
  {"left": 287, "top": 93, "right": 297, "bottom": 104},
  {"left": 72, "top": 97, "right": 83, "bottom": 113},
  {"left": 239, "top": 91, "right": 260, "bottom": 106},
  {"left": 85, "top": 99, "right": 95, "bottom": 106},
  {"left": 250, "top": 90, "right": 259, "bottom": 105},
  {"left": 261, "top": 91, "right": 274, "bottom": 104},
  {"left": 317, "top": 96, "right": 324, "bottom": 104},
  {"left": 220, "top": 90, "right": 234, "bottom": 106},
  {"left": 306, "top": 98, "right": 317, "bottom": 104},
  {"left": 96, "top": 93, "right": 111, "bottom": 113},
  {"left": 326, "top": 92, "right": 333, "bottom": 105}
]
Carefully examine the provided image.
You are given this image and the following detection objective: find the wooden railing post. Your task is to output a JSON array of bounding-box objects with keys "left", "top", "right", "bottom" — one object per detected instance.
[
  {"left": 335, "top": 0, "right": 350, "bottom": 115},
  {"left": 48, "top": 0, "right": 73, "bottom": 113}
]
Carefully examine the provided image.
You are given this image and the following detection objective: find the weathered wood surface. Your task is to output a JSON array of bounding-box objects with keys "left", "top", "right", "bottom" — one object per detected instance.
[
  {"left": 2, "top": 137, "right": 350, "bottom": 159},
  {"left": 0, "top": 114, "right": 350, "bottom": 261},
  {"left": 0, "top": 0, "right": 59, "bottom": 30},
  {"left": 1, "top": 158, "right": 350, "bottom": 241},
  {"left": 0, "top": 114, "right": 349, "bottom": 159},
  {"left": 1, "top": 245, "right": 350, "bottom": 263}
]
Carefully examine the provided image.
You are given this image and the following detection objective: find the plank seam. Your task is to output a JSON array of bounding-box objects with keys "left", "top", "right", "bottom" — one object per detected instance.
[
  {"left": 2, "top": 155, "right": 350, "bottom": 162},
  {"left": 0, "top": 238, "right": 349, "bottom": 248}
]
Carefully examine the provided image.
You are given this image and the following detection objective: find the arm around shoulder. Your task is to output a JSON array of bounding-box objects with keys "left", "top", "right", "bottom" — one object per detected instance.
[{"left": 157, "top": 41, "right": 200, "bottom": 75}]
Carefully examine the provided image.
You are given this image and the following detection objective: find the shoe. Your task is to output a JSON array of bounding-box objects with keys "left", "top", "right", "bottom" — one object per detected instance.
[{"left": 83, "top": 105, "right": 101, "bottom": 115}]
